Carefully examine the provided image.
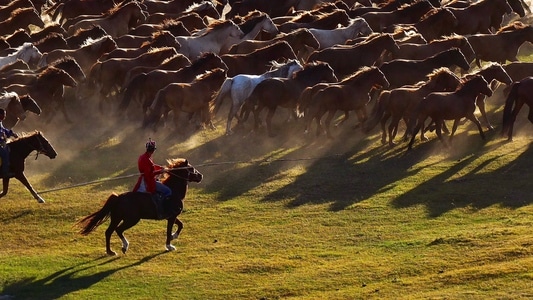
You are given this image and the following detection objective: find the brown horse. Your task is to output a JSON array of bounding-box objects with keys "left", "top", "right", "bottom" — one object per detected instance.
[
  {"left": 303, "top": 66, "right": 390, "bottom": 138},
  {"left": 76, "top": 158, "right": 202, "bottom": 256},
  {"left": 221, "top": 41, "right": 298, "bottom": 77},
  {"left": 144, "top": 68, "right": 227, "bottom": 131},
  {"left": 33, "top": 32, "right": 69, "bottom": 54},
  {"left": 118, "top": 52, "right": 228, "bottom": 117},
  {"left": 248, "top": 61, "right": 338, "bottom": 137},
  {"left": 0, "top": 7, "right": 45, "bottom": 36},
  {"left": 122, "top": 54, "right": 191, "bottom": 91},
  {"left": 466, "top": 22, "right": 533, "bottom": 68},
  {"left": 226, "top": 0, "right": 300, "bottom": 19},
  {"left": 501, "top": 77, "right": 533, "bottom": 141},
  {"left": 66, "top": 1, "right": 147, "bottom": 38},
  {"left": 364, "top": 67, "right": 462, "bottom": 146},
  {"left": 379, "top": 47, "right": 470, "bottom": 89},
  {"left": 307, "top": 33, "right": 400, "bottom": 79},
  {"left": 64, "top": 25, "right": 108, "bottom": 49},
  {"left": 47, "top": 0, "right": 117, "bottom": 25},
  {"left": 277, "top": 9, "right": 351, "bottom": 33},
  {"left": 407, "top": 74, "right": 492, "bottom": 150},
  {"left": 0, "top": 131, "right": 57, "bottom": 203},
  {"left": 5, "top": 67, "right": 78, "bottom": 123}
]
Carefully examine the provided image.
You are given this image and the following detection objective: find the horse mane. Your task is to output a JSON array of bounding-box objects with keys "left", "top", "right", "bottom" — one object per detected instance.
[
  {"left": 104, "top": 0, "right": 136, "bottom": 17},
  {"left": 186, "top": 1, "right": 214, "bottom": 12},
  {"left": 82, "top": 35, "right": 113, "bottom": 48},
  {"left": 497, "top": 21, "right": 527, "bottom": 33},
  {"left": 0, "top": 91, "right": 19, "bottom": 106},
  {"left": 202, "top": 19, "right": 235, "bottom": 36},
  {"left": 233, "top": 10, "right": 264, "bottom": 24},
  {"left": 160, "top": 158, "right": 187, "bottom": 181},
  {"left": 71, "top": 25, "right": 107, "bottom": 38},
  {"left": 294, "top": 61, "right": 331, "bottom": 79},
  {"left": 340, "top": 66, "right": 375, "bottom": 83},
  {"left": 38, "top": 66, "right": 64, "bottom": 78},
  {"left": 8, "top": 7, "right": 36, "bottom": 19}
]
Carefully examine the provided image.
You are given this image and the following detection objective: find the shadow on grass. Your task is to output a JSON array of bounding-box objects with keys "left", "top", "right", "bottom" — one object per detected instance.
[{"left": 1, "top": 252, "right": 167, "bottom": 300}]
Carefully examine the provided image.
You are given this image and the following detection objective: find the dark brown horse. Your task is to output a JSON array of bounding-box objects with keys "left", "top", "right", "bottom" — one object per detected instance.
[
  {"left": 248, "top": 61, "right": 338, "bottom": 137},
  {"left": 386, "top": 35, "right": 476, "bottom": 64},
  {"left": 379, "top": 47, "right": 470, "bottom": 89},
  {"left": 447, "top": 0, "right": 512, "bottom": 35},
  {"left": 48, "top": 0, "right": 117, "bottom": 25},
  {"left": 0, "top": 7, "right": 45, "bottom": 36},
  {"left": 227, "top": 28, "right": 320, "bottom": 61},
  {"left": 387, "top": 7, "right": 458, "bottom": 42},
  {"left": 64, "top": 25, "right": 108, "bottom": 49},
  {"left": 407, "top": 74, "right": 492, "bottom": 150},
  {"left": 501, "top": 77, "right": 533, "bottom": 141},
  {"left": 303, "top": 66, "right": 390, "bottom": 138},
  {"left": 144, "top": 68, "right": 227, "bottom": 131},
  {"left": 466, "top": 22, "right": 533, "bottom": 68},
  {"left": 76, "top": 158, "right": 202, "bottom": 256},
  {"left": 0, "top": 131, "right": 57, "bottom": 203},
  {"left": 360, "top": 0, "right": 436, "bottom": 32},
  {"left": 221, "top": 41, "right": 297, "bottom": 77},
  {"left": 364, "top": 67, "right": 462, "bottom": 146},
  {"left": 307, "top": 33, "right": 400, "bottom": 79},
  {"left": 122, "top": 54, "right": 191, "bottom": 91}
]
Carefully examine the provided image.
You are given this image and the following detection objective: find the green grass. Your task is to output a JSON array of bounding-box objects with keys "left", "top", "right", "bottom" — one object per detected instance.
[
  {"left": 2, "top": 66, "right": 533, "bottom": 299},
  {"left": 1, "top": 99, "right": 533, "bottom": 300}
]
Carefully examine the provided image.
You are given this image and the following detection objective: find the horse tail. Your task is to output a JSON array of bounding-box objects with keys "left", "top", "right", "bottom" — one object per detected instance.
[
  {"left": 76, "top": 193, "right": 120, "bottom": 235},
  {"left": 502, "top": 81, "right": 519, "bottom": 135},
  {"left": 363, "top": 90, "right": 389, "bottom": 133},
  {"left": 118, "top": 73, "right": 146, "bottom": 114},
  {"left": 213, "top": 77, "right": 232, "bottom": 115}
]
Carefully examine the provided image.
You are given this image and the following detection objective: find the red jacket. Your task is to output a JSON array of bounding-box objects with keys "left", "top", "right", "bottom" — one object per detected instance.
[{"left": 133, "top": 151, "right": 163, "bottom": 193}]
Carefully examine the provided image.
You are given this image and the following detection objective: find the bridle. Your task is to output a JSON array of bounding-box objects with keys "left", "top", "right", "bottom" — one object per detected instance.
[
  {"left": 166, "top": 166, "right": 196, "bottom": 181},
  {"left": 26, "top": 135, "right": 51, "bottom": 160}
]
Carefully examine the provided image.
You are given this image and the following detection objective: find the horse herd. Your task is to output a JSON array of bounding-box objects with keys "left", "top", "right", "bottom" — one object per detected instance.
[{"left": 1, "top": 0, "right": 533, "bottom": 151}]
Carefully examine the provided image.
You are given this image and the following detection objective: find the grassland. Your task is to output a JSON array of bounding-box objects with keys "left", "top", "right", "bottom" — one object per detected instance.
[{"left": 0, "top": 83, "right": 532, "bottom": 300}]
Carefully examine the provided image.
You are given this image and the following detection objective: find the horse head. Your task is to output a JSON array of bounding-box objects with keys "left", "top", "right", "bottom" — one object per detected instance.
[
  {"left": 26, "top": 131, "right": 57, "bottom": 159},
  {"left": 17, "top": 43, "right": 43, "bottom": 67},
  {"left": 164, "top": 158, "right": 203, "bottom": 184}
]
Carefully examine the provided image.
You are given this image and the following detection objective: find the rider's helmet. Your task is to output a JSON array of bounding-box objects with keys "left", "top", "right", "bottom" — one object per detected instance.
[{"left": 146, "top": 138, "right": 156, "bottom": 152}]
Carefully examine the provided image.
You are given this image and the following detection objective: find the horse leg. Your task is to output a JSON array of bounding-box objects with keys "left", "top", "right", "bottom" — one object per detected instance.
[
  {"left": 115, "top": 218, "right": 140, "bottom": 254},
  {"left": 476, "top": 95, "right": 493, "bottom": 130},
  {"left": 435, "top": 120, "right": 448, "bottom": 147},
  {"left": 335, "top": 111, "right": 349, "bottom": 127},
  {"left": 388, "top": 114, "right": 402, "bottom": 147},
  {"left": 105, "top": 217, "right": 122, "bottom": 256},
  {"left": 166, "top": 217, "right": 183, "bottom": 251},
  {"left": 265, "top": 107, "right": 277, "bottom": 137},
  {"left": 465, "top": 114, "right": 486, "bottom": 141},
  {"left": 507, "top": 100, "right": 525, "bottom": 141},
  {"left": 407, "top": 122, "right": 422, "bottom": 150},
  {"left": 14, "top": 173, "right": 45, "bottom": 203},
  {"left": 380, "top": 111, "right": 391, "bottom": 145},
  {"left": 324, "top": 111, "right": 336, "bottom": 139},
  {"left": 0, "top": 177, "right": 9, "bottom": 199}
]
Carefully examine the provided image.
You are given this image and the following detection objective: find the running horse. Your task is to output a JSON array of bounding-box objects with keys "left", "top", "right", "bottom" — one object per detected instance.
[
  {"left": 0, "top": 43, "right": 42, "bottom": 70},
  {"left": 501, "top": 77, "right": 533, "bottom": 141},
  {"left": 76, "top": 158, "right": 203, "bottom": 255},
  {"left": 0, "top": 131, "right": 57, "bottom": 203},
  {"left": 407, "top": 74, "right": 493, "bottom": 150},
  {"left": 0, "top": 91, "right": 41, "bottom": 128}
]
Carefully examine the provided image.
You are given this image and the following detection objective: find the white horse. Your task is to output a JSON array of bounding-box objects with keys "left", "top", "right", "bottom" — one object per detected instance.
[
  {"left": 308, "top": 17, "right": 373, "bottom": 49},
  {"left": 0, "top": 43, "right": 42, "bottom": 70},
  {"left": 213, "top": 59, "right": 303, "bottom": 135},
  {"left": 177, "top": 19, "right": 244, "bottom": 59}
]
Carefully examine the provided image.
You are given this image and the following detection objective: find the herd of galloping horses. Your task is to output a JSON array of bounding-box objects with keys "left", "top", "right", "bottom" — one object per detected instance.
[{"left": 2, "top": 0, "right": 533, "bottom": 150}]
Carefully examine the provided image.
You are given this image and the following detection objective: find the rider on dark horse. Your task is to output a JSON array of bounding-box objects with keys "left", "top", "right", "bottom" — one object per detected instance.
[
  {"left": 133, "top": 138, "right": 172, "bottom": 218},
  {"left": 0, "top": 108, "right": 18, "bottom": 178}
]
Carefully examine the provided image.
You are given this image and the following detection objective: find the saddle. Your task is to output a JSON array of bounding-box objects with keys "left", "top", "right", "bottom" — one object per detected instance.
[{"left": 151, "top": 193, "right": 173, "bottom": 220}]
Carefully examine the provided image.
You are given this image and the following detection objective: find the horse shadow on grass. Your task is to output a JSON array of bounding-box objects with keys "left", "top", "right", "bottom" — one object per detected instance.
[
  {"left": 1, "top": 252, "right": 166, "bottom": 300},
  {"left": 392, "top": 135, "right": 533, "bottom": 217}
]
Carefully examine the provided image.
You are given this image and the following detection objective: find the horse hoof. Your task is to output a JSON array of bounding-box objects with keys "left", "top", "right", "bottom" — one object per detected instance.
[
  {"left": 107, "top": 250, "right": 117, "bottom": 256},
  {"left": 121, "top": 247, "right": 127, "bottom": 254},
  {"left": 166, "top": 244, "right": 176, "bottom": 251},
  {"left": 36, "top": 197, "right": 45, "bottom": 204}
]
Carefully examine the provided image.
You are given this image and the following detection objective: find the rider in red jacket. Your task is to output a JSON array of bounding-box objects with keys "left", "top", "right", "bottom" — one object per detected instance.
[{"left": 133, "top": 139, "right": 171, "bottom": 198}]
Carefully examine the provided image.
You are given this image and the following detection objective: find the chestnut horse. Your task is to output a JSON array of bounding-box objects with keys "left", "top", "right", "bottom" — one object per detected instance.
[
  {"left": 0, "top": 7, "right": 45, "bottom": 37},
  {"left": 144, "top": 68, "right": 227, "bottom": 131},
  {"left": 407, "top": 75, "right": 492, "bottom": 150},
  {"left": 76, "top": 158, "right": 202, "bottom": 255},
  {"left": 303, "top": 66, "right": 390, "bottom": 138}
]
